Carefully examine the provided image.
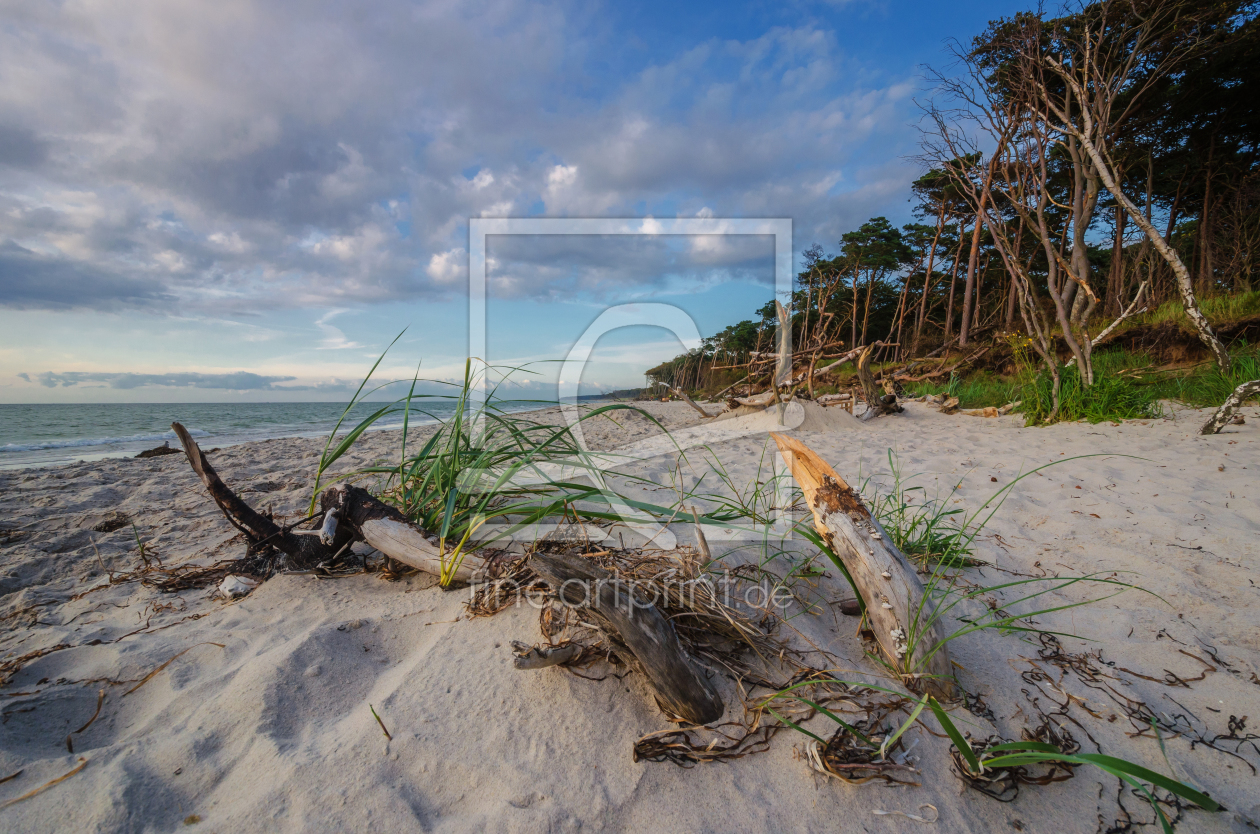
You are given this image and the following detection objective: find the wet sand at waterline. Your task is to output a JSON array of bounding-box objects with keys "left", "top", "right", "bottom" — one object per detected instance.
[{"left": 1, "top": 400, "right": 1258, "bottom": 832}]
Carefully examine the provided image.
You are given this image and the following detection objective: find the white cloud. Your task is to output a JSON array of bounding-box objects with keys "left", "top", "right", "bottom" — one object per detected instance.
[
  {"left": 314, "top": 309, "right": 364, "bottom": 350},
  {"left": 426, "top": 247, "right": 467, "bottom": 285}
]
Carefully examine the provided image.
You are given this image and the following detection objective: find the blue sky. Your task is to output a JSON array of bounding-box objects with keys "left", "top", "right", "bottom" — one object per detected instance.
[{"left": 0, "top": 0, "right": 1025, "bottom": 403}]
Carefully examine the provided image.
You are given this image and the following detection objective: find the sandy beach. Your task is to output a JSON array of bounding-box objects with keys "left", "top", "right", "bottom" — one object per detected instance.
[{"left": 2, "top": 401, "right": 1259, "bottom": 833}]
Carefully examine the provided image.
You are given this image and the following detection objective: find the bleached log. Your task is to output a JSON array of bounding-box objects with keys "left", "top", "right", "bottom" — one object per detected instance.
[
  {"left": 511, "top": 641, "right": 582, "bottom": 670},
  {"left": 668, "top": 385, "right": 716, "bottom": 418},
  {"left": 734, "top": 390, "right": 776, "bottom": 407},
  {"left": 530, "top": 551, "right": 724, "bottom": 724},
  {"left": 319, "top": 483, "right": 490, "bottom": 583},
  {"left": 770, "top": 433, "right": 957, "bottom": 700},
  {"left": 1201, "top": 380, "right": 1260, "bottom": 435}
]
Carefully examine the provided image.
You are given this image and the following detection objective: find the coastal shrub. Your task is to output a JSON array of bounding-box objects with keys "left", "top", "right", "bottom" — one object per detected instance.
[{"left": 1019, "top": 363, "right": 1160, "bottom": 425}]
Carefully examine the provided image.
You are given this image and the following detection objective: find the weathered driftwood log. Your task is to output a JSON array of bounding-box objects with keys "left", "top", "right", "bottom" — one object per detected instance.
[
  {"left": 173, "top": 422, "right": 489, "bottom": 581},
  {"left": 668, "top": 385, "right": 716, "bottom": 418},
  {"left": 1201, "top": 380, "right": 1260, "bottom": 435},
  {"left": 734, "top": 390, "right": 777, "bottom": 408},
  {"left": 319, "top": 483, "right": 490, "bottom": 582},
  {"left": 530, "top": 551, "right": 724, "bottom": 725},
  {"left": 510, "top": 641, "right": 582, "bottom": 670},
  {"left": 856, "top": 345, "right": 902, "bottom": 419},
  {"left": 770, "top": 433, "right": 957, "bottom": 700}
]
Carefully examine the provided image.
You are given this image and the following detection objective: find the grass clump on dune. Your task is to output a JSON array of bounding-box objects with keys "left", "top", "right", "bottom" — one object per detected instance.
[{"left": 310, "top": 351, "right": 670, "bottom": 584}]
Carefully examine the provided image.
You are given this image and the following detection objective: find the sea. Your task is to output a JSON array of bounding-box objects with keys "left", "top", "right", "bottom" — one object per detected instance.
[{"left": 0, "top": 400, "right": 565, "bottom": 470}]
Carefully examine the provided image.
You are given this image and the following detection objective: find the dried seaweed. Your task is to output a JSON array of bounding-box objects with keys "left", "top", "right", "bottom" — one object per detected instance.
[{"left": 633, "top": 722, "right": 776, "bottom": 766}]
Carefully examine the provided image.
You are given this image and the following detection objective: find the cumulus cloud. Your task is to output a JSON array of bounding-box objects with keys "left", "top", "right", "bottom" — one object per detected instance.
[{"left": 0, "top": 2, "right": 921, "bottom": 313}]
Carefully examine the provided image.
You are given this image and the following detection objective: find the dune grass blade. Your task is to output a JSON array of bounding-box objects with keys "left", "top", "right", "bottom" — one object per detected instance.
[
  {"left": 927, "top": 696, "right": 980, "bottom": 774},
  {"left": 879, "top": 695, "right": 927, "bottom": 761},
  {"left": 319, "top": 356, "right": 679, "bottom": 584},
  {"left": 308, "top": 330, "right": 406, "bottom": 515},
  {"left": 927, "top": 700, "right": 1220, "bottom": 831}
]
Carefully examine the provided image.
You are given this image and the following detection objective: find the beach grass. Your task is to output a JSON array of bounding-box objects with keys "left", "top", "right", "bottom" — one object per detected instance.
[{"left": 309, "top": 352, "right": 680, "bottom": 584}]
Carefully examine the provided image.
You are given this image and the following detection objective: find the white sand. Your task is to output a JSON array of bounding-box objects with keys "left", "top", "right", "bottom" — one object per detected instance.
[{"left": 2, "top": 399, "right": 1259, "bottom": 832}]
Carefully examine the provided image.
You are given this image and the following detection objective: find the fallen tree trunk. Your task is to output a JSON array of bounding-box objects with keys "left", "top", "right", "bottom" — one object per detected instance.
[
  {"left": 770, "top": 433, "right": 957, "bottom": 700},
  {"left": 1201, "top": 380, "right": 1260, "bottom": 435},
  {"left": 530, "top": 551, "right": 725, "bottom": 725}
]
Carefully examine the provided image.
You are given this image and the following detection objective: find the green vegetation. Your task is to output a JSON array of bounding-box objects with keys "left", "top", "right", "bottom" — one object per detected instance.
[
  {"left": 926, "top": 698, "right": 1221, "bottom": 834},
  {"left": 1126, "top": 290, "right": 1260, "bottom": 331},
  {"left": 310, "top": 349, "right": 676, "bottom": 585},
  {"left": 903, "top": 343, "right": 1260, "bottom": 424}
]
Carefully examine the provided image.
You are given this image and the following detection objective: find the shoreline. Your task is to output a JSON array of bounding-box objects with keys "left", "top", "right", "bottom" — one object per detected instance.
[{"left": 0, "top": 398, "right": 645, "bottom": 471}]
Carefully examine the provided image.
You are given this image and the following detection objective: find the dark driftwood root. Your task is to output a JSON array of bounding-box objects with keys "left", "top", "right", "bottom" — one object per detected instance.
[
  {"left": 172, "top": 422, "right": 447, "bottom": 572},
  {"left": 172, "top": 422, "right": 348, "bottom": 567},
  {"left": 530, "top": 551, "right": 725, "bottom": 725}
]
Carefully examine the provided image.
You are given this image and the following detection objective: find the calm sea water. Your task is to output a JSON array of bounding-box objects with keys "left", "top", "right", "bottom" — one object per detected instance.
[{"left": 0, "top": 400, "right": 555, "bottom": 470}]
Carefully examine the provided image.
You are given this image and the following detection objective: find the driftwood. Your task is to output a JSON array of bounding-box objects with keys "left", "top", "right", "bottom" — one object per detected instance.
[
  {"left": 172, "top": 422, "right": 347, "bottom": 566},
  {"left": 510, "top": 641, "right": 582, "bottom": 670},
  {"left": 668, "top": 385, "right": 716, "bottom": 418},
  {"left": 530, "top": 551, "right": 724, "bottom": 724},
  {"left": 855, "top": 345, "right": 902, "bottom": 419},
  {"left": 788, "top": 346, "right": 862, "bottom": 385},
  {"left": 770, "top": 434, "right": 957, "bottom": 700},
  {"left": 1201, "top": 380, "right": 1260, "bottom": 435},
  {"left": 172, "top": 422, "right": 489, "bottom": 581},
  {"left": 136, "top": 442, "right": 181, "bottom": 459},
  {"left": 710, "top": 375, "right": 749, "bottom": 401},
  {"left": 734, "top": 390, "right": 777, "bottom": 407}
]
